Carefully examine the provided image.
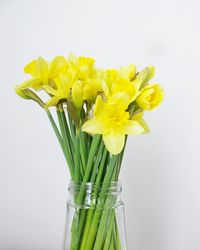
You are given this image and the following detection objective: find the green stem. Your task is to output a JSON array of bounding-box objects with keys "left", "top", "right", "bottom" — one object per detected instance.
[
  {"left": 84, "top": 155, "right": 118, "bottom": 250},
  {"left": 60, "top": 108, "right": 75, "bottom": 156},
  {"left": 68, "top": 111, "right": 76, "bottom": 142},
  {"left": 79, "top": 132, "right": 87, "bottom": 173},
  {"left": 80, "top": 146, "right": 108, "bottom": 250},
  {"left": 90, "top": 140, "right": 104, "bottom": 182},
  {"left": 70, "top": 135, "right": 101, "bottom": 250},
  {"left": 92, "top": 155, "right": 120, "bottom": 250},
  {"left": 115, "top": 215, "right": 122, "bottom": 250},
  {"left": 76, "top": 135, "right": 101, "bottom": 204},
  {"left": 74, "top": 130, "right": 80, "bottom": 181},
  {"left": 103, "top": 210, "right": 115, "bottom": 250},
  {"left": 109, "top": 230, "right": 115, "bottom": 250},
  {"left": 46, "top": 109, "right": 63, "bottom": 149},
  {"left": 46, "top": 109, "right": 72, "bottom": 170},
  {"left": 56, "top": 109, "right": 74, "bottom": 177}
]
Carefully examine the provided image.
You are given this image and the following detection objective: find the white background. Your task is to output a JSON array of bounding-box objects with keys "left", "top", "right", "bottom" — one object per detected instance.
[{"left": 0, "top": 0, "right": 200, "bottom": 249}]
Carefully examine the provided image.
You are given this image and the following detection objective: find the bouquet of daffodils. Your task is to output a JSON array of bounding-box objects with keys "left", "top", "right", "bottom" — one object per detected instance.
[{"left": 15, "top": 53, "right": 164, "bottom": 250}]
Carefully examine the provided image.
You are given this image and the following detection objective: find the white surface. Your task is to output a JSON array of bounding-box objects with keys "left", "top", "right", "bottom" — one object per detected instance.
[{"left": 0, "top": 0, "right": 200, "bottom": 249}]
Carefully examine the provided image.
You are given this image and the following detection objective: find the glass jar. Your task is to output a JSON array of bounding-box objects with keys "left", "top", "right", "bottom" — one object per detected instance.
[{"left": 63, "top": 181, "right": 127, "bottom": 250}]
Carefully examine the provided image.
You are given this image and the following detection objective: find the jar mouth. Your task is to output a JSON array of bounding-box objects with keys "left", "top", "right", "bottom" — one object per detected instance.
[{"left": 68, "top": 180, "right": 122, "bottom": 195}]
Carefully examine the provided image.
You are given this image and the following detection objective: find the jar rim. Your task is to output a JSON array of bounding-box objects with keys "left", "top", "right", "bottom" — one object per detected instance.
[{"left": 68, "top": 180, "right": 122, "bottom": 194}]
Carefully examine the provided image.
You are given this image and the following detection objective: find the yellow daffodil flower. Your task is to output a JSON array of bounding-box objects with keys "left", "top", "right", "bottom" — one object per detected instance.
[
  {"left": 44, "top": 74, "right": 73, "bottom": 108},
  {"left": 82, "top": 94, "right": 145, "bottom": 155},
  {"left": 110, "top": 78, "right": 139, "bottom": 102},
  {"left": 72, "top": 77, "right": 102, "bottom": 108},
  {"left": 68, "top": 54, "right": 102, "bottom": 107},
  {"left": 100, "top": 68, "right": 139, "bottom": 102},
  {"left": 15, "top": 56, "right": 68, "bottom": 91},
  {"left": 136, "top": 84, "right": 164, "bottom": 110},
  {"left": 82, "top": 78, "right": 102, "bottom": 101},
  {"left": 68, "top": 53, "right": 96, "bottom": 81}
]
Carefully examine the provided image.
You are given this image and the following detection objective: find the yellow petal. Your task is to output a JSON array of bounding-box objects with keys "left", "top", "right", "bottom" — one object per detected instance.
[
  {"left": 24, "top": 60, "right": 38, "bottom": 77},
  {"left": 49, "top": 56, "right": 67, "bottom": 79},
  {"left": 83, "top": 78, "right": 102, "bottom": 101},
  {"left": 107, "top": 92, "right": 130, "bottom": 110},
  {"left": 36, "top": 57, "right": 49, "bottom": 83},
  {"left": 94, "top": 95, "right": 106, "bottom": 118},
  {"left": 72, "top": 81, "right": 83, "bottom": 109},
  {"left": 54, "top": 74, "right": 72, "bottom": 94},
  {"left": 119, "top": 64, "right": 137, "bottom": 80},
  {"left": 45, "top": 96, "right": 61, "bottom": 108},
  {"left": 42, "top": 85, "right": 57, "bottom": 96},
  {"left": 15, "top": 78, "right": 41, "bottom": 90},
  {"left": 82, "top": 119, "right": 107, "bottom": 134},
  {"left": 123, "top": 120, "right": 144, "bottom": 135},
  {"left": 132, "top": 112, "right": 150, "bottom": 133},
  {"left": 103, "top": 133, "right": 125, "bottom": 155},
  {"left": 133, "top": 65, "right": 156, "bottom": 89},
  {"left": 68, "top": 53, "right": 78, "bottom": 66},
  {"left": 111, "top": 78, "right": 139, "bottom": 102},
  {"left": 99, "top": 74, "right": 110, "bottom": 97}
]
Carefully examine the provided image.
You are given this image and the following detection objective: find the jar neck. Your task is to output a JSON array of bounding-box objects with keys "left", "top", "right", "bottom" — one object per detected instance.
[{"left": 67, "top": 181, "right": 122, "bottom": 208}]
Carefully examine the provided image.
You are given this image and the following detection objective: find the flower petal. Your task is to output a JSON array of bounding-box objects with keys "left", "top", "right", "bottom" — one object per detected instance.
[
  {"left": 24, "top": 60, "right": 38, "bottom": 77},
  {"left": 132, "top": 112, "right": 150, "bottom": 133},
  {"left": 68, "top": 53, "right": 78, "bottom": 66},
  {"left": 45, "top": 96, "right": 61, "bottom": 108},
  {"left": 82, "top": 119, "right": 107, "bottom": 134},
  {"left": 119, "top": 64, "right": 137, "bottom": 81},
  {"left": 133, "top": 65, "right": 156, "bottom": 90},
  {"left": 72, "top": 81, "right": 83, "bottom": 109},
  {"left": 49, "top": 56, "right": 67, "bottom": 79},
  {"left": 36, "top": 57, "right": 49, "bottom": 83},
  {"left": 15, "top": 78, "right": 41, "bottom": 90},
  {"left": 94, "top": 95, "right": 106, "bottom": 118},
  {"left": 107, "top": 92, "right": 130, "bottom": 110},
  {"left": 123, "top": 120, "right": 145, "bottom": 135},
  {"left": 42, "top": 85, "right": 57, "bottom": 96},
  {"left": 103, "top": 133, "right": 125, "bottom": 155}
]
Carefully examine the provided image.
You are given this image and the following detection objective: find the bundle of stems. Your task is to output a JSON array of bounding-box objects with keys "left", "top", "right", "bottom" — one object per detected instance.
[{"left": 47, "top": 103, "right": 126, "bottom": 250}]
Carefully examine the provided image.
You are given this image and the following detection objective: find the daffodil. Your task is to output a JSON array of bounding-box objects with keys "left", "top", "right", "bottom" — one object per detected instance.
[
  {"left": 72, "top": 77, "right": 102, "bottom": 109},
  {"left": 44, "top": 74, "right": 73, "bottom": 108},
  {"left": 136, "top": 84, "right": 164, "bottom": 110},
  {"left": 83, "top": 78, "right": 102, "bottom": 100},
  {"left": 68, "top": 53, "right": 96, "bottom": 81},
  {"left": 82, "top": 94, "right": 145, "bottom": 155},
  {"left": 100, "top": 67, "right": 139, "bottom": 102},
  {"left": 110, "top": 77, "right": 139, "bottom": 102},
  {"left": 15, "top": 56, "right": 68, "bottom": 91},
  {"left": 67, "top": 53, "right": 102, "bottom": 107}
]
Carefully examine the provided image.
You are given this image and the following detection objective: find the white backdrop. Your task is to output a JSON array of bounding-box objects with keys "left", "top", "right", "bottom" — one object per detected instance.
[{"left": 0, "top": 0, "right": 200, "bottom": 249}]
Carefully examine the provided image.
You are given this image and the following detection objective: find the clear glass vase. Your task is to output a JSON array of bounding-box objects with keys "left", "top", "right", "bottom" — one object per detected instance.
[{"left": 63, "top": 181, "right": 127, "bottom": 250}]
